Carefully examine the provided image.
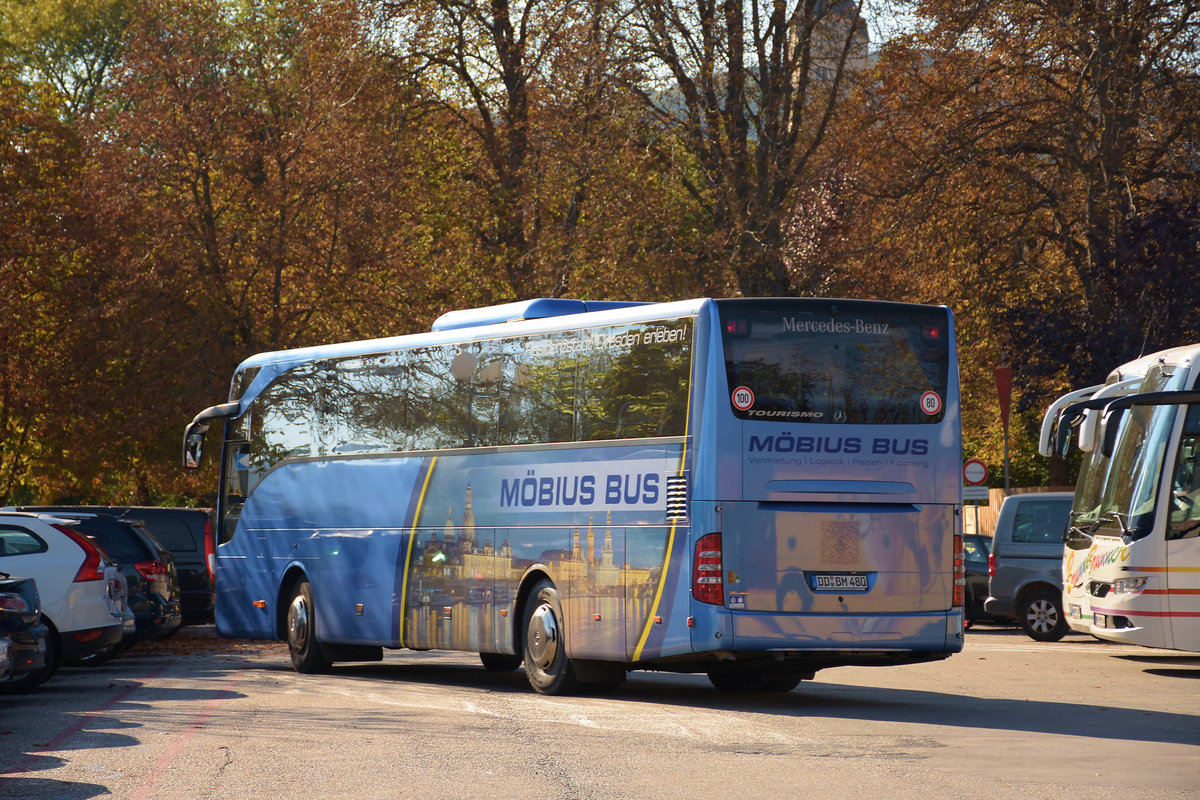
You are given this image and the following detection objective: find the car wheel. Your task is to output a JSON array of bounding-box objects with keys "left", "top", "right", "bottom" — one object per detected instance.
[
  {"left": 287, "top": 579, "right": 331, "bottom": 674},
  {"left": 1020, "top": 589, "right": 1068, "bottom": 642},
  {"left": 479, "top": 652, "right": 522, "bottom": 671},
  {"left": 522, "top": 579, "right": 579, "bottom": 695}
]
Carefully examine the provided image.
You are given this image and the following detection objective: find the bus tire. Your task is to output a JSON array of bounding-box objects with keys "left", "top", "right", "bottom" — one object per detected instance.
[
  {"left": 480, "top": 652, "right": 522, "bottom": 671},
  {"left": 1019, "top": 588, "right": 1068, "bottom": 642},
  {"left": 707, "top": 671, "right": 767, "bottom": 692},
  {"left": 760, "top": 674, "right": 803, "bottom": 692},
  {"left": 707, "top": 670, "right": 803, "bottom": 693},
  {"left": 287, "top": 579, "right": 331, "bottom": 674},
  {"left": 522, "top": 579, "right": 580, "bottom": 695}
]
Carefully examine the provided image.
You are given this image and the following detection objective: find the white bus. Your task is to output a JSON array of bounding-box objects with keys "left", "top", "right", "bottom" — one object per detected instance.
[{"left": 1043, "top": 344, "right": 1200, "bottom": 651}]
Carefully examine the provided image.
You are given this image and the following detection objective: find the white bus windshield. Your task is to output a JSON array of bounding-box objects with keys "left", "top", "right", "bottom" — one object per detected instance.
[
  {"left": 1075, "top": 364, "right": 1191, "bottom": 540},
  {"left": 716, "top": 299, "right": 950, "bottom": 424}
]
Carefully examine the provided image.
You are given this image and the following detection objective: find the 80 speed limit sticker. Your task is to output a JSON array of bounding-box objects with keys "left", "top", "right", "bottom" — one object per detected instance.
[
  {"left": 920, "top": 391, "right": 943, "bottom": 416},
  {"left": 732, "top": 386, "right": 755, "bottom": 411}
]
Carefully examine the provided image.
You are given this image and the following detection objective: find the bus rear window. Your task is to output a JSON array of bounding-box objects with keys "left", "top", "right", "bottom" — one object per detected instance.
[{"left": 717, "top": 299, "right": 950, "bottom": 424}]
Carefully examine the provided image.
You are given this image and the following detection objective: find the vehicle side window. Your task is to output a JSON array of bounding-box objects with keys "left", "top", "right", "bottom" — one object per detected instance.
[
  {"left": 962, "top": 536, "right": 989, "bottom": 564},
  {"left": 0, "top": 527, "right": 48, "bottom": 556},
  {"left": 139, "top": 518, "right": 196, "bottom": 552},
  {"left": 1168, "top": 405, "right": 1200, "bottom": 540},
  {"left": 1011, "top": 500, "right": 1071, "bottom": 544}
]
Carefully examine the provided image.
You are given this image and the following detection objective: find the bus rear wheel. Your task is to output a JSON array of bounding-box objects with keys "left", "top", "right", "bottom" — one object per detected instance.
[
  {"left": 287, "top": 579, "right": 331, "bottom": 674},
  {"left": 522, "top": 579, "right": 580, "bottom": 695},
  {"left": 707, "top": 671, "right": 803, "bottom": 693}
]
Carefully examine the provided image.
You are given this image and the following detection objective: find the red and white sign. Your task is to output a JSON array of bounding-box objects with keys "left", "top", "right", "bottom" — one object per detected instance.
[
  {"left": 963, "top": 458, "right": 988, "bottom": 486},
  {"left": 919, "top": 391, "right": 943, "bottom": 416},
  {"left": 731, "top": 386, "right": 755, "bottom": 411}
]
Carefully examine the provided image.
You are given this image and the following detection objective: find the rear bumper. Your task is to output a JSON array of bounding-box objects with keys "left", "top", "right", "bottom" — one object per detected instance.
[
  {"left": 129, "top": 595, "right": 184, "bottom": 641},
  {"left": 4, "top": 624, "right": 50, "bottom": 678},
  {"left": 59, "top": 623, "right": 125, "bottom": 662},
  {"left": 688, "top": 603, "right": 964, "bottom": 665},
  {"left": 731, "top": 609, "right": 962, "bottom": 652},
  {"left": 983, "top": 597, "right": 1015, "bottom": 619}
]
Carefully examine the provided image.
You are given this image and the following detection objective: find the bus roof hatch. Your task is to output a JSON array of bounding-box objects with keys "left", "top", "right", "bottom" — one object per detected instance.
[{"left": 431, "top": 299, "right": 648, "bottom": 332}]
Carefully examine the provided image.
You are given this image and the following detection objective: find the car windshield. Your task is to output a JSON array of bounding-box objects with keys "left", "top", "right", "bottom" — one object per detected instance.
[{"left": 1073, "top": 364, "right": 1191, "bottom": 541}]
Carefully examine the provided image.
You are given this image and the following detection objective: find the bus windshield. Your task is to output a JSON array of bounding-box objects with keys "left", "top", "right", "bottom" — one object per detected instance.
[
  {"left": 716, "top": 299, "right": 949, "bottom": 424},
  {"left": 1075, "top": 364, "right": 1190, "bottom": 540}
]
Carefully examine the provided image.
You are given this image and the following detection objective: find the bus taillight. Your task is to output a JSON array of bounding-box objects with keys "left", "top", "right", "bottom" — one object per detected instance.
[
  {"left": 693, "top": 533, "right": 723, "bottom": 605},
  {"left": 953, "top": 532, "right": 964, "bottom": 608}
]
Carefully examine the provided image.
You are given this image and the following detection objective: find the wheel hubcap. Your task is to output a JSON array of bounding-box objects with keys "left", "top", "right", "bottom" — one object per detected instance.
[
  {"left": 1028, "top": 600, "right": 1056, "bottom": 632},
  {"left": 288, "top": 594, "right": 310, "bottom": 650},
  {"left": 527, "top": 602, "right": 559, "bottom": 670}
]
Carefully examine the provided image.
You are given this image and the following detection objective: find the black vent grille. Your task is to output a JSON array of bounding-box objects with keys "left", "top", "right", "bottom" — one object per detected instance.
[{"left": 666, "top": 474, "right": 688, "bottom": 521}]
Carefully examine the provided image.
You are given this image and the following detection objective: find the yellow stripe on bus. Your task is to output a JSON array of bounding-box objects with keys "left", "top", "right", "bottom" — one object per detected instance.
[
  {"left": 398, "top": 458, "right": 437, "bottom": 648},
  {"left": 633, "top": 340, "right": 696, "bottom": 662}
]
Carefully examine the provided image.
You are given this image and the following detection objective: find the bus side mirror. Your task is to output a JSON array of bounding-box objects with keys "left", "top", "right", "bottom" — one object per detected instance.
[
  {"left": 184, "top": 422, "right": 209, "bottom": 469},
  {"left": 1055, "top": 417, "right": 1075, "bottom": 458},
  {"left": 1100, "top": 409, "right": 1125, "bottom": 458},
  {"left": 183, "top": 402, "right": 240, "bottom": 469}
]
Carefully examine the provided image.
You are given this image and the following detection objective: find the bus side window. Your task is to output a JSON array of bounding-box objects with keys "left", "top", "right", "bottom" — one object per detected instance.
[{"left": 1168, "top": 406, "right": 1200, "bottom": 539}]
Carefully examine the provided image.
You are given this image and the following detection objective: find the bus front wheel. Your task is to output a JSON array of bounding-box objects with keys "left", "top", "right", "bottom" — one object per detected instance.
[
  {"left": 287, "top": 579, "right": 332, "bottom": 674},
  {"left": 522, "top": 579, "right": 580, "bottom": 695}
]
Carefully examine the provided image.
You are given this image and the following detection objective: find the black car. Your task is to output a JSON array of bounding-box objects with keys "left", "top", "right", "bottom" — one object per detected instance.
[
  {"left": 16, "top": 506, "right": 215, "bottom": 625},
  {"left": 963, "top": 533, "right": 1003, "bottom": 625},
  {"left": 0, "top": 572, "right": 53, "bottom": 693},
  {"left": 38, "top": 513, "right": 183, "bottom": 645}
]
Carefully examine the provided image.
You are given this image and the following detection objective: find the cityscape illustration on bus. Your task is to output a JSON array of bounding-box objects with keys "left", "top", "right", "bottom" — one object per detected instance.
[
  {"left": 1042, "top": 343, "right": 1200, "bottom": 654},
  {"left": 184, "top": 297, "right": 966, "bottom": 694}
]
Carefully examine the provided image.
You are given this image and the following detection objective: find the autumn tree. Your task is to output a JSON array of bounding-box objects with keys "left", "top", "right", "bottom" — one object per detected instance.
[
  {"left": 833, "top": 0, "right": 1200, "bottom": 484},
  {"left": 26, "top": 0, "right": 447, "bottom": 501},
  {"left": 0, "top": 60, "right": 86, "bottom": 503},
  {"left": 623, "top": 0, "right": 872, "bottom": 295},
  {"left": 0, "top": 0, "right": 132, "bottom": 119}
]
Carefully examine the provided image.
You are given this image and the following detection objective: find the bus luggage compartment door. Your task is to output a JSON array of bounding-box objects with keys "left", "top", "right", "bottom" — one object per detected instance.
[{"left": 722, "top": 501, "right": 953, "bottom": 616}]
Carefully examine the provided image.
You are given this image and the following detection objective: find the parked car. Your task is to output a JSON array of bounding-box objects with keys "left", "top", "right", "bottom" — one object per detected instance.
[
  {"left": 962, "top": 533, "right": 1002, "bottom": 626},
  {"left": 14, "top": 506, "right": 215, "bottom": 624},
  {"left": 983, "top": 492, "right": 1075, "bottom": 642},
  {"left": 42, "top": 513, "right": 182, "bottom": 645},
  {"left": 0, "top": 571, "right": 51, "bottom": 692},
  {"left": 0, "top": 512, "right": 128, "bottom": 675}
]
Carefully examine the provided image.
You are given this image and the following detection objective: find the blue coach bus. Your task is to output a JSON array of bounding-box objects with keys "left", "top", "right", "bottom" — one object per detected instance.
[{"left": 184, "top": 298, "right": 964, "bottom": 694}]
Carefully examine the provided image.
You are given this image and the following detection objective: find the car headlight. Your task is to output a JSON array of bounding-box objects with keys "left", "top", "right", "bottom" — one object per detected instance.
[{"left": 1112, "top": 577, "right": 1148, "bottom": 596}]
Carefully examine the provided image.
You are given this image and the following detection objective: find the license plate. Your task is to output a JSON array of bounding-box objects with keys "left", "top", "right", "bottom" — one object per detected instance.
[
  {"left": 1094, "top": 613, "right": 1108, "bottom": 628},
  {"left": 810, "top": 573, "right": 870, "bottom": 592}
]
